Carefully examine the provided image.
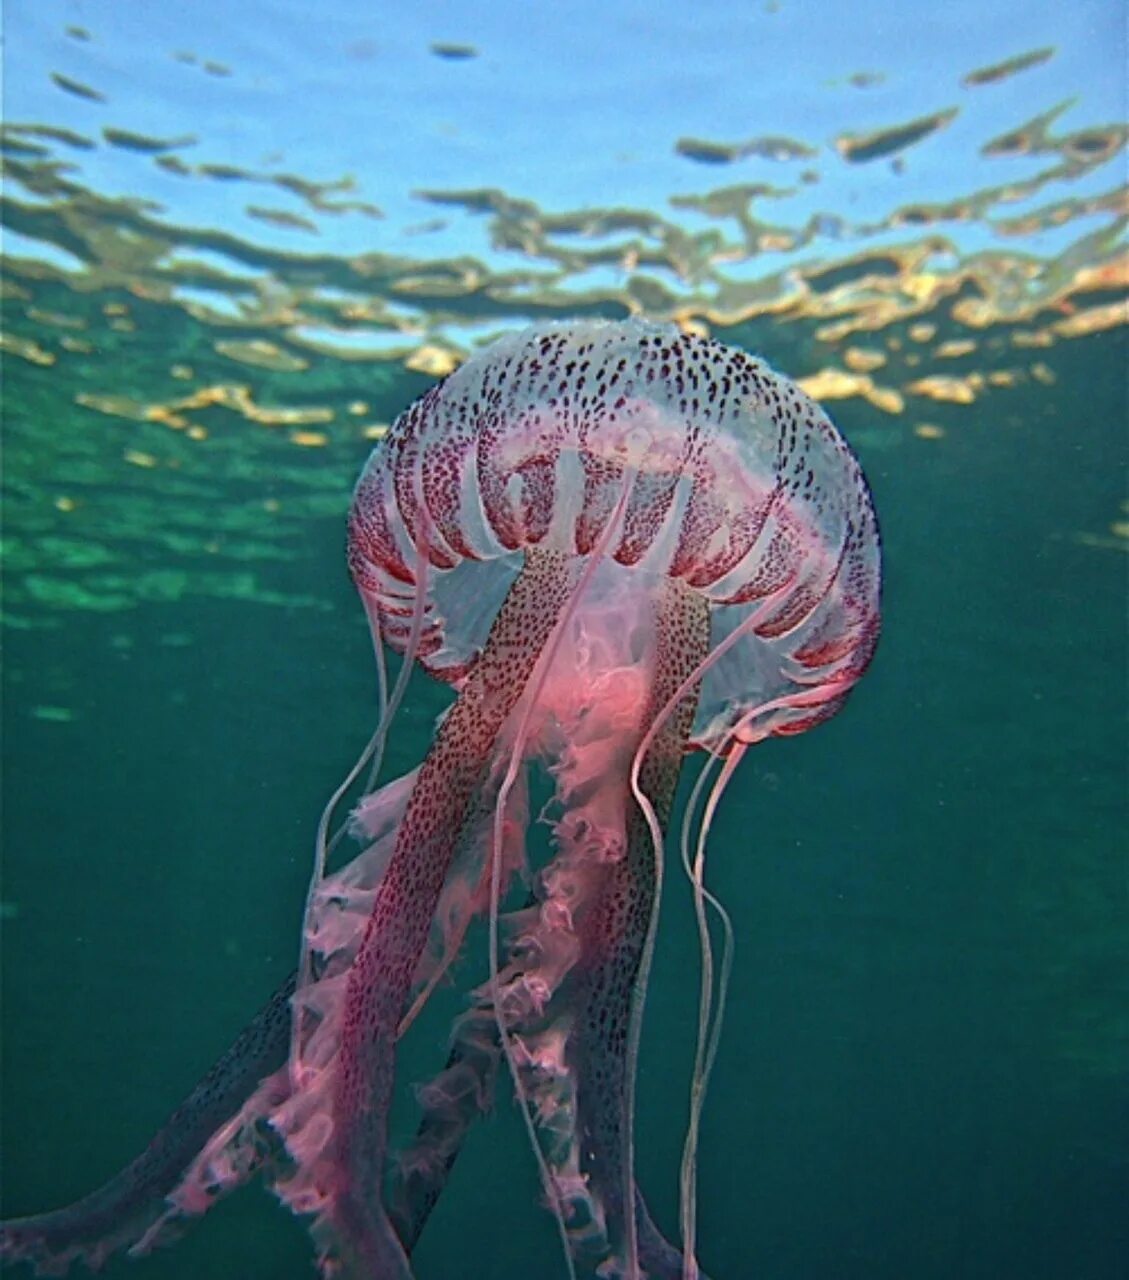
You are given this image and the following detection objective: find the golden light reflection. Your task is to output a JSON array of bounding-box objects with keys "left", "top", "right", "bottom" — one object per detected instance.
[
  {"left": 905, "top": 374, "right": 980, "bottom": 404},
  {"left": 1, "top": 25, "right": 1125, "bottom": 624}
]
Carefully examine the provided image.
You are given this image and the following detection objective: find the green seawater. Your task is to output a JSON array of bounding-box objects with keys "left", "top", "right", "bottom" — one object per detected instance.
[
  {"left": 2, "top": 310, "right": 1126, "bottom": 1279},
  {"left": 3, "top": 4, "right": 1128, "bottom": 1276}
]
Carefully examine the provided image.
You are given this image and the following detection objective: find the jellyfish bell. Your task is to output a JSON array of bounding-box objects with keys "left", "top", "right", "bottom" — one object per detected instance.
[
  {"left": 0, "top": 318, "right": 880, "bottom": 1280},
  {"left": 350, "top": 321, "right": 878, "bottom": 737}
]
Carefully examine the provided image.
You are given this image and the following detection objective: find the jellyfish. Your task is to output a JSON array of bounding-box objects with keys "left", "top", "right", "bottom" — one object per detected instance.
[{"left": 1, "top": 319, "right": 881, "bottom": 1280}]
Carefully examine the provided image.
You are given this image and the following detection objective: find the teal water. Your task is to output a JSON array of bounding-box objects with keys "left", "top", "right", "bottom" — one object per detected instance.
[
  {"left": 3, "top": 326, "right": 1125, "bottom": 1278},
  {"left": 2, "top": 2, "right": 1127, "bottom": 1278}
]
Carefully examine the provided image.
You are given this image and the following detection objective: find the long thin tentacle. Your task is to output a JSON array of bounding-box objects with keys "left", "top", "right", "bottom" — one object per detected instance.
[{"left": 291, "top": 546, "right": 430, "bottom": 1084}]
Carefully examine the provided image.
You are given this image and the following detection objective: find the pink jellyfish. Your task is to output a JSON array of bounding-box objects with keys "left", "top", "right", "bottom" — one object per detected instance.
[{"left": 1, "top": 320, "right": 880, "bottom": 1280}]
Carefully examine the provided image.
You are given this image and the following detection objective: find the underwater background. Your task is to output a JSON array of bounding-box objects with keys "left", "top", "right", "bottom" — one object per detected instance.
[{"left": 1, "top": 2, "right": 1126, "bottom": 1277}]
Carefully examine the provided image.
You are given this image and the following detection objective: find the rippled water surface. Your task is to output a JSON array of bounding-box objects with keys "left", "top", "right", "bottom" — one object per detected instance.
[{"left": 2, "top": 2, "right": 1126, "bottom": 1277}]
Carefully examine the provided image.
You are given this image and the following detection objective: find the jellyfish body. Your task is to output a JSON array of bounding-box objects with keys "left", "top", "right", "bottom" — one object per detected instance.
[
  {"left": 0, "top": 320, "right": 880, "bottom": 1280},
  {"left": 277, "top": 320, "right": 880, "bottom": 1279}
]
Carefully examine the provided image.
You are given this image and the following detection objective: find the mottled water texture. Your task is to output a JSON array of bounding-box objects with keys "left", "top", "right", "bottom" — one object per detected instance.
[{"left": 2, "top": 9, "right": 1126, "bottom": 626}]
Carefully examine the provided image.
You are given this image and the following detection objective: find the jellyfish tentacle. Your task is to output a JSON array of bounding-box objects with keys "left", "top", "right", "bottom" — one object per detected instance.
[
  {"left": 570, "top": 576, "right": 710, "bottom": 1280},
  {"left": 386, "top": 569, "right": 710, "bottom": 1280},
  {"left": 132, "top": 763, "right": 420, "bottom": 1266},
  {"left": 0, "top": 770, "right": 414, "bottom": 1278},
  {"left": 674, "top": 750, "right": 721, "bottom": 1280},
  {"left": 692, "top": 744, "right": 742, "bottom": 1091},
  {"left": 292, "top": 538, "right": 431, "bottom": 1085},
  {"left": 676, "top": 740, "right": 739, "bottom": 1280},
  {"left": 387, "top": 1001, "right": 504, "bottom": 1251},
  {"left": 474, "top": 573, "right": 711, "bottom": 1279},
  {"left": 272, "top": 547, "right": 576, "bottom": 1279},
  {"left": 0, "top": 973, "right": 295, "bottom": 1275},
  {"left": 395, "top": 774, "right": 527, "bottom": 1042}
]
